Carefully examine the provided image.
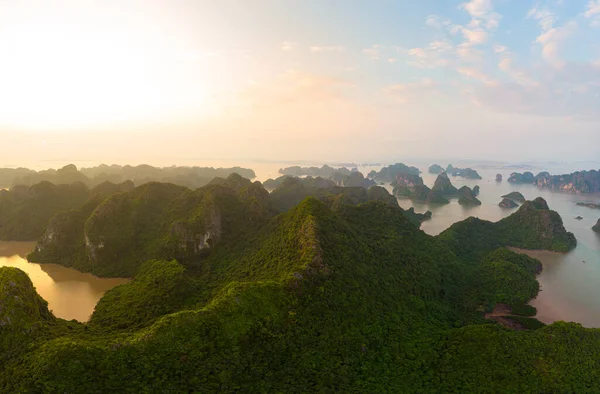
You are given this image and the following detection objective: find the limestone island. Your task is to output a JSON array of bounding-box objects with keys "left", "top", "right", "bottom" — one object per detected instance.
[
  {"left": 368, "top": 163, "right": 420, "bottom": 183},
  {"left": 594, "top": 219, "right": 600, "bottom": 232},
  {"left": 458, "top": 186, "right": 482, "bottom": 206},
  {"left": 393, "top": 172, "right": 461, "bottom": 205},
  {"left": 502, "top": 192, "right": 526, "bottom": 204},
  {"left": 428, "top": 164, "right": 444, "bottom": 174},
  {"left": 496, "top": 174, "right": 503, "bottom": 182}
]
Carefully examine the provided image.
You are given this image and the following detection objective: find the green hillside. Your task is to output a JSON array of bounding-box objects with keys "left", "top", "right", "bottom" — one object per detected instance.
[{"left": 1, "top": 178, "right": 597, "bottom": 393}]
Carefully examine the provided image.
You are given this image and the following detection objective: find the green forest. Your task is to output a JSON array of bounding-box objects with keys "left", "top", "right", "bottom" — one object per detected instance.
[{"left": 1, "top": 173, "right": 598, "bottom": 393}]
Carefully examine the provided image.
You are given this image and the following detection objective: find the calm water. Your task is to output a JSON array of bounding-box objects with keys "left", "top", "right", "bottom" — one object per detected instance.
[{"left": 0, "top": 242, "right": 129, "bottom": 322}]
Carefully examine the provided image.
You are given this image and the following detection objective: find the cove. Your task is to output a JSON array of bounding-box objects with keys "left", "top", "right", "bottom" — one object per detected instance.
[{"left": 0, "top": 241, "right": 129, "bottom": 322}]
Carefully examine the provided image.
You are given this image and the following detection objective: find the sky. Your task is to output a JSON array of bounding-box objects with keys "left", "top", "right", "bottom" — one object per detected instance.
[{"left": 0, "top": 0, "right": 599, "bottom": 167}]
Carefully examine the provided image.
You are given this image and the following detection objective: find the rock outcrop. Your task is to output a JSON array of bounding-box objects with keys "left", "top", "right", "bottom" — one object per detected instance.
[
  {"left": 392, "top": 173, "right": 426, "bottom": 198},
  {"left": 593, "top": 219, "right": 600, "bottom": 233},
  {"left": 458, "top": 186, "right": 482, "bottom": 206},
  {"left": 507, "top": 169, "right": 600, "bottom": 194},
  {"left": 499, "top": 198, "right": 519, "bottom": 209},
  {"left": 508, "top": 172, "right": 535, "bottom": 184},
  {"left": 368, "top": 163, "right": 420, "bottom": 183},
  {"left": 496, "top": 174, "right": 503, "bottom": 182},
  {"left": 501, "top": 192, "right": 526, "bottom": 204}
]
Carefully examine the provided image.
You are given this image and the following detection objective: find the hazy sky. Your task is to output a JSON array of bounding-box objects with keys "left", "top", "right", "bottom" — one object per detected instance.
[{"left": 0, "top": 0, "right": 599, "bottom": 166}]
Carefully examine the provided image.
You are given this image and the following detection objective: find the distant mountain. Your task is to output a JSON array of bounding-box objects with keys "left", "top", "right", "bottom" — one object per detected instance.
[
  {"left": 278, "top": 165, "right": 355, "bottom": 178},
  {"left": 509, "top": 169, "right": 600, "bottom": 193},
  {"left": 445, "top": 164, "right": 482, "bottom": 179},
  {"left": 0, "top": 164, "right": 256, "bottom": 190}
]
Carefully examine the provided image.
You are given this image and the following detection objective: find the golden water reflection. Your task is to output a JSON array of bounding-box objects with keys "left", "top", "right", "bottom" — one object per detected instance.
[{"left": 0, "top": 241, "right": 129, "bottom": 322}]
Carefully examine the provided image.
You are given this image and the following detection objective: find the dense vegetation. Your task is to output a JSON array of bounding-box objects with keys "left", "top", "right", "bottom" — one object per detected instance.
[
  {"left": 0, "top": 181, "right": 93, "bottom": 240},
  {"left": 446, "top": 164, "right": 482, "bottom": 179},
  {"left": 0, "top": 164, "right": 255, "bottom": 190},
  {"left": 30, "top": 174, "right": 271, "bottom": 277},
  {"left": 509, "top": 169, "right": 600, "bottom": 193},
  {"left": 2, "top": 175, "right": 598, "bottom": 392}
]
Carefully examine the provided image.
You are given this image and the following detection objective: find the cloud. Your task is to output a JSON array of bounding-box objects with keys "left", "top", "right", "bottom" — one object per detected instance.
[
  {"left": 363, "top": 44, "right": 385, "bottom": 60},
  {"left": 465, "top": 63, "right": 600, "bottom": 119},
  {"left": 388, "top": 58, "right": 397, "bottom": 63},
  {"left": 406, "top": 39, "right": 453, "bottom": 68},
  {"left": 535, "top": 21, "right": 578, "bottom": 67},
  {"left": 281, "top": 41, "right": 296, "bottom": 51},
  {"left": 585, "top": 0, "right": 600, "bottom": 27},
  {"left": 457, "top": 67, "right": 497, "bottom": 85},
  {"left": 585, "top": 0, "right": 600, "bottom": 17},
  {"left": 494, "top": 45, "right": 508, "bottom": 53},
  {"left": 309, "top": 45, "right": 345, "bottom": 53},
  {"left": 237, "top": 70, "right": 353, "bottom": 108},
  {"left": 461, "top": 27, "right": 489, "bottom": 44},
  {"left": 527, "top": 5, "right": 556, "bottom": 31},
  {"left": 460, "top": 0, "right": 502, "bottom": 31},
  {"left": 384, "top": 78, "right": 439, "bottom": 103},
  {"left": 425, "top": 15, "right": 451, "bottom": 29},
  {"left": 497, "top": 58, "right": 539, "bottom": 87}
]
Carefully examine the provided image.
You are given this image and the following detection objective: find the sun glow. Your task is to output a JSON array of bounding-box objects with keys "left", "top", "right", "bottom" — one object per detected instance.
[{"left": 0, "top": 4, "right": 213, "bottom": 131}]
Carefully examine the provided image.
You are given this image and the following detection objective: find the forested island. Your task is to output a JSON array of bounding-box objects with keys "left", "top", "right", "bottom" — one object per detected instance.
[
  {"left": 3, "top": 172, "right": 600, "bottom": 392},
  {"left": 509, "top": 169, "right": 600, "bottom": 193}
]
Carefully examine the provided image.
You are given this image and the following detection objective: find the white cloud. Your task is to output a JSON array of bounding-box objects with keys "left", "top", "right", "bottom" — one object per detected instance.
[
  {"left": 527, "top": 5, "right": 555, "bottom": 31},
  {"left": 309, "top": 45, "right": 345, "bottom": 53},
  {"left": 461, "top": 27, "right": 489, "bottom": 44},
  {"left": 535, "top": 21, "right": 578, "bottom": 67},
  {"left": 457, "top": 67, "right": 497, "bottom": 86},
  {"left": 388, "top": 58, "right": 397, "bottom": 64},
  {"left": 456, "top": 43, "right": 483, "bottom": 62},
  {"left": 384, "top": 78, "right": 439, "bottom": 103},
  {"left": 406, "top": 39, "right": 453, "bottom": 69},
  {"left": 466, "top": 62, "right": 600, "bottom": 119},
  {"left": 497, "top": 58, "right": 539, "bottom": 87},
  {"left": 585, "top": 0, "right": 600, "bottom": 17},
  {"left": 363, "top": 44, "right": 384, "bottom": 60},
  {"left": 425, "top": 15, "right": 451, "bottom": 29},
  {"left": 460, "top": 0, "right": 492, "bottom": 18},
  {"left": 585, "top": 0, "right": 600, "bottom": 27},
  {"left": 408, "top": 48, "right": 427, "bottom": 58},
  {"left": 281, "top": 41, "right": 296, "bottom": 51},
  {"left": 460, "top": 0, "right": 502, "bottom": 32}
]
